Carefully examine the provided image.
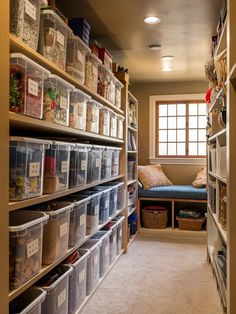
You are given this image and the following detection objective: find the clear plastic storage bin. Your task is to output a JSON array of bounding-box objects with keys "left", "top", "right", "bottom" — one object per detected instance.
[
  {"left": 44, "top": 141, "right": 72, "bottom": 194},
  {"left": 86, "top": 100, "right": 103, "bottom": 134},
  {"left": 30, "top": 201, "right": 71, "bottom": 265},
  {"left": 61, "top": 195, "right": 90, "bottom": 247},
  {"left": 9, "top": 287, "right": 46, "bottom": 314},
  {"left": 91, "top": 231, "right": 111, "bottom": 278},
  {"left": 111, "top": 147, "right": 122, "bottom": 176},
  {"left": 43, "top": 75, "right": 74, "bottom": 126},
  {"left": 91, "top": 186, "right": 112, "bottom": 224},
  {"left": 80, "top": 240, "right": 101, "bottom": 295},
  {"left": 117, "top": 115, "right": 125, "bottom": 139},
  {"left": 75, "top": 191, "right": 102, "bottom": 235},
  {"left": 103, "top": 182, "right": 125, "bottom": 211},
  {"left": 86, "top": 145, "right": 102, "bottom": 183},
  {"left": 97, "top": 65, "right": 110, "bottom": 99},
  {"left": 9, "top": 211, "right": 48, "bottom": 290},
  {"left": 112, "top": 216, "right": 125, "bottom": 255},
  {"left": 10, "top": 53, "right": 50, "bottom": 118},
  {"left": 102, "top": 222, "right": 118, "bottom": 265},
  {"left": 110, "top": 111, "right": 117, "bottom": 138},
  {"left": 39, "top": 10, "right": 72, "bottom": 70},
  {"left": 10, "top": 0, "right": 41, "bottom": 50},
  {"left": 65, "top": 250, "right": 90, "bottom": 314},
  {"left": 69, "top": 144, "right": 88, "bottom": 188},
  {"left": 69, "top": 89, "right": 91, "bottom": 130},
  {"left": 99, "top": 106, "right": 111, "bottom": 137},
  {"left": 9, "top": 137, "right": 50, "bottom": 201},
  {"left": 101, "top": 146, "right": 112, "bottom": 180},
  {"left": 107, "top": 74, "right": 116, "bottom": 105},
  {"left": 66, "top": 34, "right": 90, "bottom": 83},
  {"left": 84, "top": 52, "right": 102, "bottom": 93},
  {"left": 115, "top": 79, "right": 123, "bottom": 109},
  {"left": 37, "top": 265, "right": 72, "bottom": 314}
]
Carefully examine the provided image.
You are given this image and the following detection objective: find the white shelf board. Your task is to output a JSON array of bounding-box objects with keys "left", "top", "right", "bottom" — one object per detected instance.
[
  {"left": 209, "top": 88, "right": 224, "bottom": 113},
  {"left": 214, "top": 19, "right": 227, "bottom": 57},
  {"left": 208, "top": 128, "right": 226, "bottom": 142},
  {"left": 208, "top": 171, "right": 227, "bottom": 184},
  {"left": 208, "top": 206, "right": 227, "bottom": 244}
]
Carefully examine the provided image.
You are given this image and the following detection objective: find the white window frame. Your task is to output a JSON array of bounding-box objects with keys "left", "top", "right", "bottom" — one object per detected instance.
[{"left": 149, "top": 93, "right": 207, "bottom": 165}]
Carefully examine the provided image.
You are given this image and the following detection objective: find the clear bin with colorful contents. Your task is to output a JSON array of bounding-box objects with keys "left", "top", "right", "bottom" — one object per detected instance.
[
  {"left": 84, "top": 52, "right": 102, "bottom": 93},
  {"left": 86, "top": 100, "right": 103, "bottom": 134},
  {"left": 69, "top": 144, "right": 88, "bottom": 188},
  {"left": 69, "top": 89, "right": 91, "bottom": 130}
]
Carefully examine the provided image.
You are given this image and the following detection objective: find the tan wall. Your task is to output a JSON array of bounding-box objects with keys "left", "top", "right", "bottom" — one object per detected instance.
[
  {"left": 130, "top": 80, "right": 207, "bottom": 183},
  {"left": 130, "top": 80, "right": 208, "bottom": 165}
]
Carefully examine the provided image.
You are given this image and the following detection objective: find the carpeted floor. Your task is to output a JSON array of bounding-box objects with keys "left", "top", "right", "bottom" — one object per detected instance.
[{"left": 81, "top": 229, "right": 222, "bottom": 314}]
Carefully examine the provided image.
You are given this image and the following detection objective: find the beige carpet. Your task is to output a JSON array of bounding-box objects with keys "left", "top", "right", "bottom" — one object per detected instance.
[{"left": 81, "top": 229, "right": 222, "bottom": 314}]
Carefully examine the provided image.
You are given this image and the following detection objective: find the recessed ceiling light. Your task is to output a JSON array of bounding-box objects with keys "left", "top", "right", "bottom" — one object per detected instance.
[
  {"left": 149, "top": 44, "right": 162, "bottom": 51},
  {"left": 144, "top": 16, "right": 161, "bottom": 24},
  {"left": 162, "top": 55, "right": 174, "bottom": 60},
  {"left": 161, "top": 66, "right": 174, "bottom": 72}
]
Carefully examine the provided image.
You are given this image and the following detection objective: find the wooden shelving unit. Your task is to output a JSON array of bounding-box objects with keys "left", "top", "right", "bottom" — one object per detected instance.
[{"left": 207, "top": 2, "right": 236, "bottom": 311}]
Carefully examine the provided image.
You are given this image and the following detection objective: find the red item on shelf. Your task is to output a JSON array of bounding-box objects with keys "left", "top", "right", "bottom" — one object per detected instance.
[{"left": 98, "top": 48, "right": 113, "bottom": 70}]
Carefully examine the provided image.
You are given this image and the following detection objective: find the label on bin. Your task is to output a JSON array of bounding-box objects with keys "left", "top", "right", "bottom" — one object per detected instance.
[
  {"left": 61, "top": 161, "right": 68, "bottom": 173},
  {"left": 94, "top": 204, "right": 99, "bottom": 215},
  {"left": 105, "top": 200, "right": 109, "bottom": 208},
  {"left": 60, "top": 222, "right": 68, "bottom": 238},
  {"left": 25, "top": 0, "right": 36, "bottom": 21},
  {"left": 94, "top": 254, "right": 98, "bottom": 266},
  {"left": 28, "top": 79, "right": 39, "bottom": 96},
  {"left": 58, "top": 289, "right": 66, "bottom": 308},
  {"left": 27, "top": 238, "right": 39, "bottom": 258},
  {"left": 79, "top": 269, "right": 86, "bottom": 283},
  {"left": 95, "top": 159, "right": 100, "bottom": 168},
  {"left": 29, "top": 162, "right": 40, "bottom": 177},
  {"left": 57, "top": 31, "right": 65, "bottom": 47},
  {"left": 81, "top": 160, "right": 86, "bottom": 171},
  {"left": 114, "top": 194, "right": 117, "bottom": 203},
  {"left": 77, "top": 50, "right": 84, "bottom": 64},
  {"left": 60, "top": 96, "right": 68, "bottom": 110},
  {"left": 114, "top": 157, "right": 118, "bottom": 164},
  {"left": 105, "top": 245, "right": 109, "bottom": 256},
  {"left": 80, "top": 214, "right": 86, "bottom": 226}
]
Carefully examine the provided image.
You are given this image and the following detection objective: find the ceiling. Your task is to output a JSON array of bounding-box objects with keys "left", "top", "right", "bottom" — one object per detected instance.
[{"left": 59, "top": 0, "right": 222, "bottom": 82}]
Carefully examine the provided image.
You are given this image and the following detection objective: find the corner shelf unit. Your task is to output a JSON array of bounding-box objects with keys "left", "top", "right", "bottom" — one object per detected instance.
[
  {"left": 207, "top": 2, "right": 236, "bottom": 312},
  {"left": 0, "top": 3, "right": 140, "bottom": 312}
]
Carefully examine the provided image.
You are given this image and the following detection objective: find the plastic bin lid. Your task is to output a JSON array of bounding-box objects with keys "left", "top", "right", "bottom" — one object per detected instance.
[
  {"left": 10, "top": 53, "right": 51, "bottom": 75},
  {"left": 61, "top": 195, "right": 91, "bottom": 206},
  {"left": 10, "top": 137, "right": 52, "bottom": 145},
  {"left": 37, "top": 265, "right": 73, "bottom": 291},
  {"left": 102, "top": 181, "right": 124, "bottom": 189},
  {"left": 91, "top": 230, "right": 111, "bottom": 241},
  {"left": 92, "top": 186, "right": 113, "bottom": 193},
  {"left": 117, "top": 114, "right": 125, "bottom": 120},
  {"left": 40, "top": 9, "right": 72, "bottom": 33},
  {"left": 46, "top": 74, "right": 74, "bottom": 90},
  {"left": 86, "top": 51, "right": 102, "bottom": 65},
  {"left": 68, "top": 34, "right": 91, "bottom": 52},
  {"left": 80, "top": 239, "right": 102, "bottom": 251},
  {"left": 50, "top": 140, "right": 74, "bottom": 148},
  {"left": 38, "top": 202, "right": 73, "bottom": 217},
  {"left": 77, "top": 190, "right": 103, "bottom": 198},
  {"left": 9, "top": 211, "right": 48, "bottom": 232},
  {"left": 71, "top": 88, "right": 91, "bottom": 99},
  {"left": 92, "top": 144, "right": 104, "bottom": 149},
  {"left": 112, "top": 216, "right": 125, "bottom": 225},
  {"left": 88, "top": 99, "right": 103, "bottom": 108},
  {"left": 9, "top": 287, "right": 46, "bottom": 314},
  {"left": 64, "top": 249, "right": 90, "bottom": 268}
]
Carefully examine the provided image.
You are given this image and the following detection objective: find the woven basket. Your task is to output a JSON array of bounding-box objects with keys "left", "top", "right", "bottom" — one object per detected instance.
[
  {"left": 142, "top": 206, "right": 168, "bottom": 229},
  {"left": 219, "top": 184, "right": 227, "bottom": 230},
  {"left": 176, "top": 217, "right": 204, "bottom": 231}
]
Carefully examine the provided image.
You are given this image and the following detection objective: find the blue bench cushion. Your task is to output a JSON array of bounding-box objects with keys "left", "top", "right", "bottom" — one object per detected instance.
[{"left": 138, "top": 185, "right": 207, "bottom": 200}]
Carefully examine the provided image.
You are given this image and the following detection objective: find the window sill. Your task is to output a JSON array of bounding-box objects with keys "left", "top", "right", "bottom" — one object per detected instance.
[{"left": 149, "top": 158, "right": 207, "bottom": 165}]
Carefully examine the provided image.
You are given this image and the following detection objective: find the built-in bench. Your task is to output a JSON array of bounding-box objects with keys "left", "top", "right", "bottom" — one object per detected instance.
[{"left": 138, "top": 185, "right": 207, "bottom": 229}]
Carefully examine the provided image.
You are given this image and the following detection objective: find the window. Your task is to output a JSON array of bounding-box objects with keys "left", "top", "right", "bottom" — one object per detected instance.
[{"left": 156, "top": 101, "right": 207, "bottom": 158}]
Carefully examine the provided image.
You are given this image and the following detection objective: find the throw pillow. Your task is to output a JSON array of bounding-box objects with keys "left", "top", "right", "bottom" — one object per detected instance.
[
  {"left": 137, "top": 164, "right": 173, "bottom": 190},
  {"left": 192, "top": 168, "right": 207, "bottom": 188}
]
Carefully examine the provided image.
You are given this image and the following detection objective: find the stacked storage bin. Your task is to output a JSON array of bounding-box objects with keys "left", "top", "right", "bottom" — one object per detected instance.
[
  {"left": 91, "top": 230, "right": 111, "bottom": 277},
  {"left": 9, "top": 137, "right": 50, "bottom": 201},
  {"left": 114, "top": 78, "right": 123, "bottom": 109},
  {"left": 84, "top": 52, "right": 102, "bottom": 93},
  {"left": 36, "top": 265, "right": 72, "bottom": 314},
  {"left": 99, "top": 106, "right": 111, "bottom": 137},
  {"left": 90, "top": 186, "right": 112, "bottom": 224},
  {"left": 111, "top": 147, "right": 122, "bottom": 176},
  {"left": 39, "top": 10, "right": 72, "bottom": 70},
  {"left": 65, "top": 250, "right": 90, "bottom": 314},
  {"left": 112, "top": 216, "right": 125, "bottom": 255},
  {"left": 66, "top": 34, "right": 90, "bottom": 83},
  {"left": 43, "top": 141, "right": 72, "bottom": 194},
  {"left": 110, "top": 111, "right": 117, "bottom": 138},
  {"left": 102, "top": 182, "right": 125, "bottom": 211},
  {"left": 9, "top": 287, "right": 46, "bottom": 313},
  {"left": 69, "top": 143, "right": 88, "bottom": 188},
  {"left": 86, "top": 100, "right": 103, "bottom": 134},
  {"left": 69, "top": 17, "right": 91, "bottom": 46},
  {"left": 117, "top": 115, "right": 125, "bottom": 140},
  {"left": 80, "top": 240, "right": 101, "bottom": 295},
  {"left": 102, "top": 221, "right": 118, "bottom": 265},
  {"left": 43, "top": 75, "right": 74, "bottom": 126},
  {"left": 86, "top": 145, "right": 102, "bottom": 183},
  {"left": 69, "top": 89, "right": 91, "bottom": 131},
  {"left": 10, "top": 0, "right": 41, "bottom": 50},
  {"left": 10, "top": 53, "right": 50, "bottom": 118},
  {"left": 101, "top": 146, "right": 112, "bottom": 180},
  {"left": 9, "top": 211, "right": 48, "bottom": 290},
  {"left": 28, "top": 201, "right": 72, "bottom": 265}
]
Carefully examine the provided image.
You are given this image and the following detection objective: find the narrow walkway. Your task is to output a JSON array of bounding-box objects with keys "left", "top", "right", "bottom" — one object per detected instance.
[{"left": 81, "top": 230, "right": 222, "bottom": 314}]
